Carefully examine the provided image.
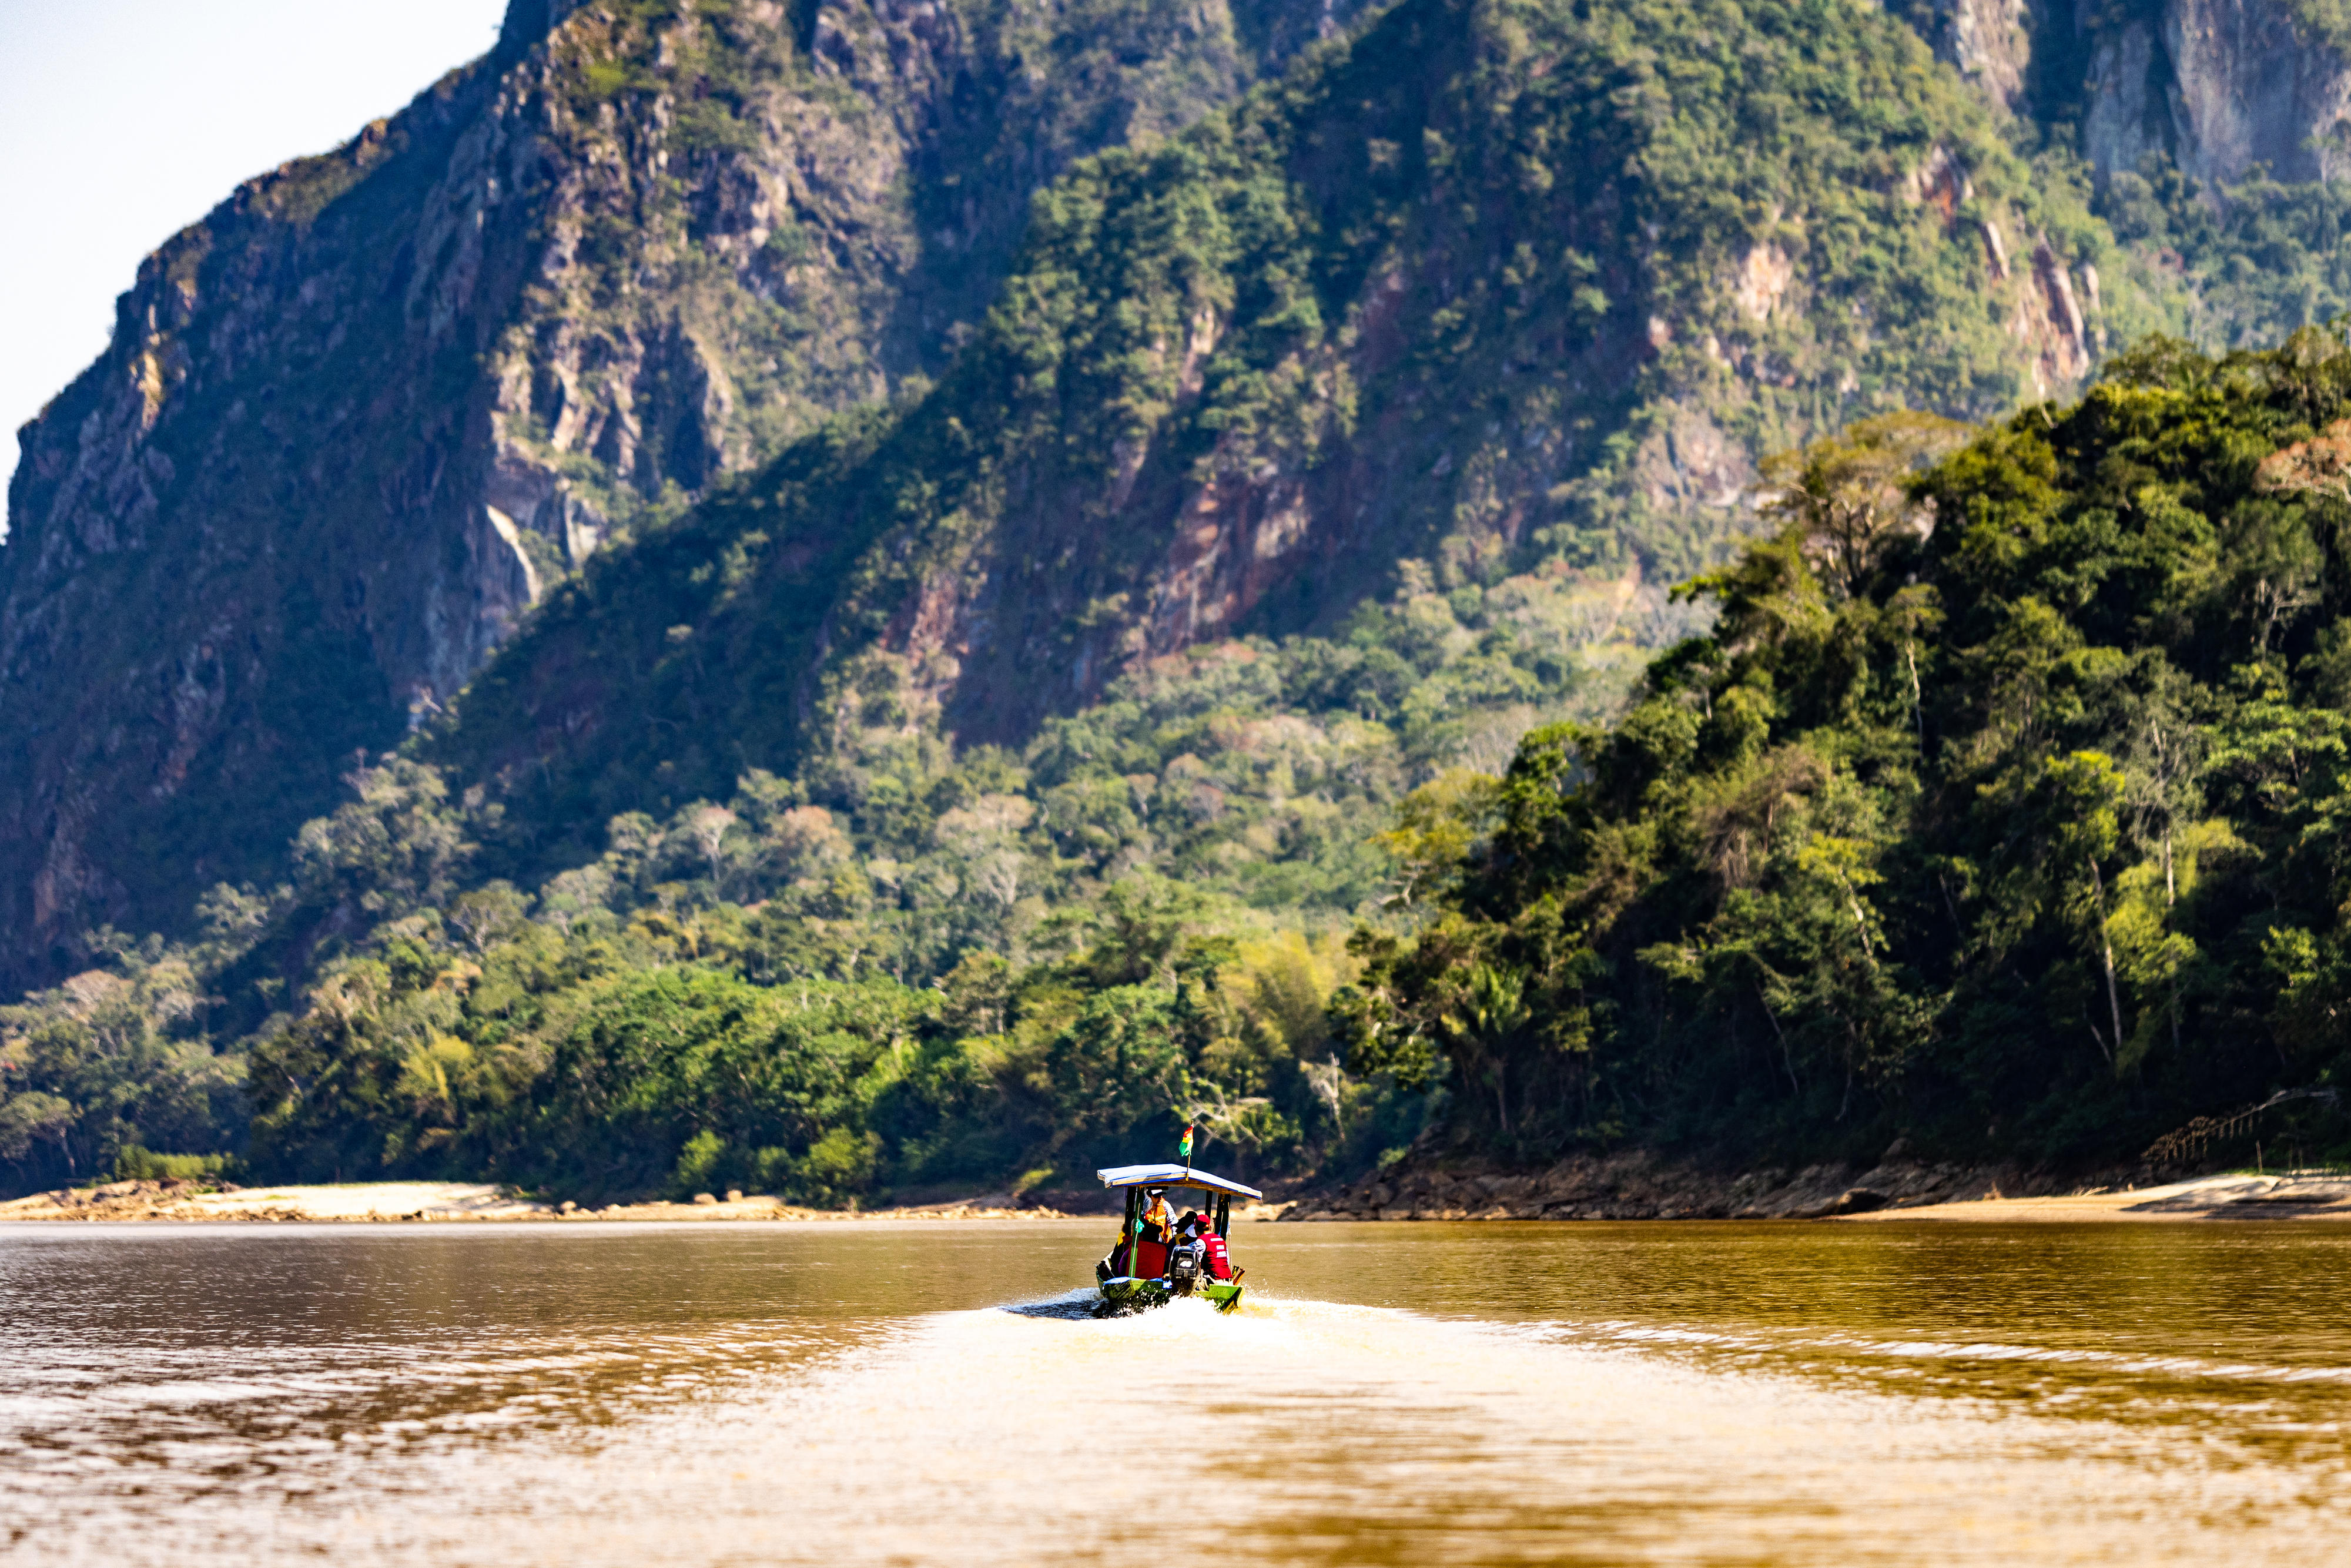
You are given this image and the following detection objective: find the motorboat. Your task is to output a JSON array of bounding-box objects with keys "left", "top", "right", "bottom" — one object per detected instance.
[{"left": 1091, "top": 1161, "right": 1260, "bottom": 1316}]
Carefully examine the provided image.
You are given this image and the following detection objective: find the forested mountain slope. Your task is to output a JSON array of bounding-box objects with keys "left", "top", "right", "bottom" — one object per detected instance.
[
  {"left": 0, "top": 0, "right": 1369, "bottom": 991},
  {"left": 1345, "top": 334, "right": 2351, "bottom": 1167},
  {"left": 15, "top": 332, "right": 2349, "bottom": 1200},
  {"left": 30, "top": 0, "right": 2351, "bottom": 993},
  {"left": 431, "top": 0, "right": 2114, "bottom": 875}
]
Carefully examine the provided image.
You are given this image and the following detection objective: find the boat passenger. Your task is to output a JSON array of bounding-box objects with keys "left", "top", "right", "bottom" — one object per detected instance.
[
  {"left": 1198, "top": 1217, "right": 1234, "bottom": 1282},
  {"left": 1177, "top": 1211, "right": 1234, "bottom": 1281},
  {"left": 1095, "top": 1191, "right": 1177, "bottom": 1284}
]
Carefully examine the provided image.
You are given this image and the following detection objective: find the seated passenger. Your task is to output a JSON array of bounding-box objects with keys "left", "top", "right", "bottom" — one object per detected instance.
[
  {"left": 1197, "top": 1217, "right": 1234, "bottom": 1282},
  {"left": 1097, "top": 1193, "right": 1176, "bottom": 1282},
  {"left": 1172, "top": 1211, "right": 1233, "bottom": 1279}
]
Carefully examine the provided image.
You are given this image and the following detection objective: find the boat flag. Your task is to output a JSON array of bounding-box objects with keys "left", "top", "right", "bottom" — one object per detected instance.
[{"left": 1179, "top": 1123, "right": 1194, "bottom": 1161}]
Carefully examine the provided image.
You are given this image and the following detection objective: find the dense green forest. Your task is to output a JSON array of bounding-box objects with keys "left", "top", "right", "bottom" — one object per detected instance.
[
  {"left": 1343, "top": 331, "right": 2351, "bottom": 1168},
  {"left": 2, "top": 581, "right": 1579, "bottom": 1197},
  {"left": 12, "top": 331, "right": 2351, "bottom": 1195}
]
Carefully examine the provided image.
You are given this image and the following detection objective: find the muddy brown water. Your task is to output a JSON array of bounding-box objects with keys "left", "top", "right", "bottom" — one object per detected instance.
[{"left": 3, "top": 1219, "right": 2346, "bottom": 1563}]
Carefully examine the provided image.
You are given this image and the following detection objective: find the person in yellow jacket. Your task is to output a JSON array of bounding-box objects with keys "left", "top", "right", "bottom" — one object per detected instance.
[{"left": 1096, "top": 1189, "right": 1178, "bottom": 1284}]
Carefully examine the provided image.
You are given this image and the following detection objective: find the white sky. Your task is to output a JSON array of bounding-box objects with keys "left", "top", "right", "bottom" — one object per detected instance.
[{"left": 0, "top": 0, "right": 510, "bottom": 528}]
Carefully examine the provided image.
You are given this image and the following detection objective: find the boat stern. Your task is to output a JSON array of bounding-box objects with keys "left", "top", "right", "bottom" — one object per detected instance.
[{"left": 1093, "top": 1276, "right": 1245, "bottom": 1316}]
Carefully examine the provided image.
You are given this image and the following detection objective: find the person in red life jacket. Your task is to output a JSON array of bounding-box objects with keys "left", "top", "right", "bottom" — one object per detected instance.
[
  {"left": 1195, "top": 1214, "right": 1234, "bottom": 1281},
  {"left": 1201, "top": 1222, "right": 1234, "bottom": 1281},
  {"left": 1173, "top": 1210, "right": 1235, "bottom": 1282}
]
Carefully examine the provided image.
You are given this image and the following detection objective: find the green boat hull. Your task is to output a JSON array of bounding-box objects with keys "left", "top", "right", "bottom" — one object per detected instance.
[{"left": 1094, "top": 1278, "right": 1245, "bottom": 1316}]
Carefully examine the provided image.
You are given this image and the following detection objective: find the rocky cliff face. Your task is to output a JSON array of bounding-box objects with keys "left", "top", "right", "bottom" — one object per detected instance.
[
  {"left": 2159, "top": 0, "right": 2351, "bottom": 183},
  {"left": 1904, "top": 0, "right": 2043, "bottom": 112},
  {"left": 2061, "top": 0, "right": 2351, "bottom": 184},
  {"left": 426, "top": 0, "right": 2112, "bottom": 856},
  {"left": 1891, "top": 0, "right": 2351, "bottom": 188},
  {"left": 2082, "top": 12, "right": 2172, "bottom": 178},
  {"left": 0, "top": 0, "right": 1364, "bottom": 986}
]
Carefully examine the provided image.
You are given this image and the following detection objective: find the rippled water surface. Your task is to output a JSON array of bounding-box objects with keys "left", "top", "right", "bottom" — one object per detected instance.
[{"left": 4, "top": 1219, "right": 2347, "bottom": 1564}]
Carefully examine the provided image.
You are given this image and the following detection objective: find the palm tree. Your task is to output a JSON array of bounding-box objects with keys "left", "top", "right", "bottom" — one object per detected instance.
[{"left": 1444, "top": 961, "right": 1530, "bottom": 1134}]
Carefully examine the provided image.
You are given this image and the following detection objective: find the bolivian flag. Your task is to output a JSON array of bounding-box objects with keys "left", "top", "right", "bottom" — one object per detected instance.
[{"left": 1178, "top": 1124, "right": 1194, "bottom": 1162}]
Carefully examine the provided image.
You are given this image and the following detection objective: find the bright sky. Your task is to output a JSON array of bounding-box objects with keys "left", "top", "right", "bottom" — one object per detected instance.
[{"left": 0, "top": 0, "right": 510, "bottom": 528}]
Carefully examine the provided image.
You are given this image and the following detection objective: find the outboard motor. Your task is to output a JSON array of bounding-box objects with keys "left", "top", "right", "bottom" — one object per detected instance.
[{"left": 1167, "top": 1237, "right": 1205, "bottom": 1296}]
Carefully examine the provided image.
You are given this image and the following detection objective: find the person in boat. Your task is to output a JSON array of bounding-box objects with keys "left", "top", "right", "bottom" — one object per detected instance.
[
  {"left": 1095, "top": 1189, "right": 1178, "bottom": 1284},
  {"left": 1190, "top": 1211, "right": 1235, "bottom": 1281},
  {"left": 1176, "top": 1210, "right": 1234, "bottom": 1281}
]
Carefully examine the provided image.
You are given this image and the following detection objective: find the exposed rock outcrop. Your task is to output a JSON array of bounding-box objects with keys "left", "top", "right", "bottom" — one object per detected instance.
[
  {"left": 1893, "top": 0, "right": 2351, "bottom": 189},
  {"left": 1282, "top": 1157, "right": 2351, "bottom": 1221},
  {"left": 1284, "top": 1150, "right": 2094, "bottom": 1221},
  {"left": 0, "top": 0, "right": 1369, "bottom": 987},
  {"left": 2162, "top": 0, "right": 2351, "bottom": 185},
  {"left": 2082, "top": 16, "right": 2172, "bottom": 180},
  {"left": 1891, "top": 143, "right": 2096, "bottom": 398},
  {"left": 2081, "top": 0, "right": 2351, "bottom": 185},
  {"left": 1907, "top": 0, "right": 2042, "bottom": 113}
]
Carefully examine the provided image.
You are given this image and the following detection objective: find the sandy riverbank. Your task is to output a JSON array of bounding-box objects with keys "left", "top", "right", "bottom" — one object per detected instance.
[
  {"left": 0, "top": 1180, "right": 1093, "bottom": 1224},
  {"left": 1838, "top": 1172, "right": 2351, "bottom": 1221}
]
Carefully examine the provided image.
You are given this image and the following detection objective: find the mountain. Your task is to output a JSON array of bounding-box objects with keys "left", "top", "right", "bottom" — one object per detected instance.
[
  {"left": 12, "top": 0, "right": 2351, "bottom": 1194},
  {"left": 0, "top": 0, "right": 1371, "bottom": 989},
  {"left": 413, "top": 0, "right": 2118, "bottom": 871},
  {"left": 23, "top": 0, "right": 2351, "bottom": 990}
]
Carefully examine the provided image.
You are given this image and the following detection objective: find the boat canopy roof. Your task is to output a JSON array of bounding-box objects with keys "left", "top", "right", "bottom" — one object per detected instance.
[{"left": 1095, "top": 1163, "right": 1263, "bottom": 1200}]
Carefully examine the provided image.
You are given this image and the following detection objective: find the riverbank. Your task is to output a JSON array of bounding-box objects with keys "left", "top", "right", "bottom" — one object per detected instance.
[
  {"left": 1843, "top": 1172, "right": 2351, "bottom": 1221},
  {"left": 0, "top": 1180, "right": 1081, "bottom": 1224},
  {"left": 16, "top": 1161, "right": 2351, "bottom": 1225},
  {"left": 1280, "top": 1149, "right": 2351, "bottom": 1222}
]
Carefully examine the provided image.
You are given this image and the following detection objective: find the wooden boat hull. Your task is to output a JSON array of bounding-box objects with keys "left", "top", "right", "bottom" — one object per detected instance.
[{"left": 1094, "top": 1278, "right": 1245, "bottom": 1316}]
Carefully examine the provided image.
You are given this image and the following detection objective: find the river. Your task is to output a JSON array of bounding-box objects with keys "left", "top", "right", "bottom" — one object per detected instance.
[{"left": 3, "top": 1218, "right": 2346, "bottom": 1563}]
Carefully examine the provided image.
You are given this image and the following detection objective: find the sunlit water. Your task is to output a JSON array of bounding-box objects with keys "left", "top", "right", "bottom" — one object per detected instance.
[{"left": 4, "top": 1220, "right": 2347, "bottom": 1564}]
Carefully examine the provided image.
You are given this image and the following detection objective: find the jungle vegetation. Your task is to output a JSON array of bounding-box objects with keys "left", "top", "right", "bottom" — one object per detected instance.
[
  {"left": 13, "top": 331, "right": 2351, "bottom": 1195},
  {"left": 1340, "top": 331, "right": 2351, "bottom": 1168}
]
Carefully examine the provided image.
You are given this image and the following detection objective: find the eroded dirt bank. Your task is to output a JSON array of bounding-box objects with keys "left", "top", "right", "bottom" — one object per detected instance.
[{"left": 1279, "top": 1150, "right": 2351, "bottom": 1222}]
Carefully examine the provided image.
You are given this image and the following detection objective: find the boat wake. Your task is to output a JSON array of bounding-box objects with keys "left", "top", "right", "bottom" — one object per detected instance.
[
  {"left": 995, "top": 1288, "right": 1101, "bottom": 1321},
  {"left": 14, "top": 1286, "right": 2349, "bottom": 1564}
]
